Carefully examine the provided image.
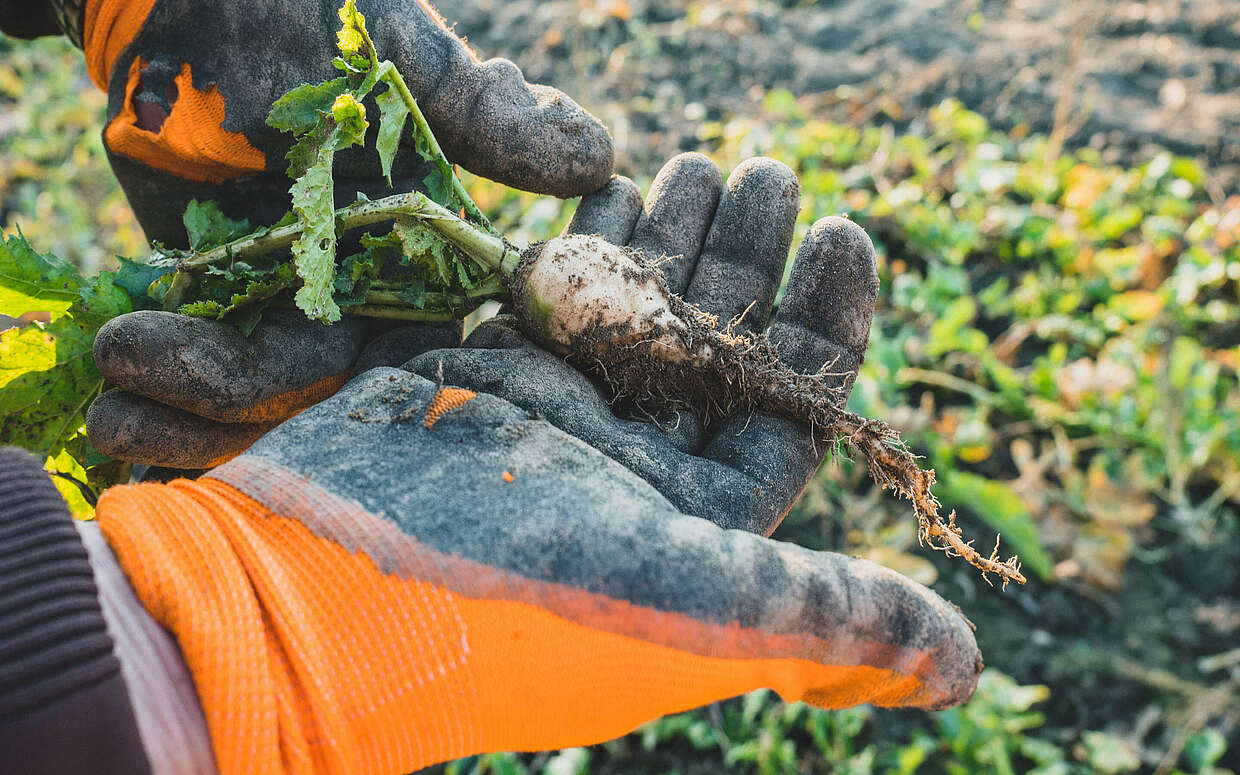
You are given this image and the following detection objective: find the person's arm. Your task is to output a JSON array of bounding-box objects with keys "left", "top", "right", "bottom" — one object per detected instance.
[
  {"left": 2, "top": 157, "right": 980, "bottom": 774},
  {"left": 0, "top": 448, "right": 153, "bottom": 775}
]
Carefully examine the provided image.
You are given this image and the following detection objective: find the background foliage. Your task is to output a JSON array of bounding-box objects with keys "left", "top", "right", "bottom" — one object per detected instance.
[{"left": 2, "top": 19, "right": 1237, "bottom": 775}]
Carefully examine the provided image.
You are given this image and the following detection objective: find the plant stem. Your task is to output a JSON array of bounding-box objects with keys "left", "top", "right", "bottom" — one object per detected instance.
[
  {"left": 343, "top": 304, "right": 457, "bottom": 322},
  {"left": 402, "top": 192, "right": 514, "bottom": 274},
  {"left": 363, "top": 289, "right": 472, "bottom": 309},
  {"left": 178, "top": 190, "right": 516, "bottom": 280},
  {"left": 351, "top": 6, "right": 492, "bottom": 233},
  {"left": 381, "top": 71, "right": 493, "bottom": 232}
]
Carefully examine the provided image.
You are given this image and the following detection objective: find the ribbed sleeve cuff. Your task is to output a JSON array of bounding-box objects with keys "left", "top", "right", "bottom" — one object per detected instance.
[{"left": 0, "top": 447, "right": 151, "bottom": 775}]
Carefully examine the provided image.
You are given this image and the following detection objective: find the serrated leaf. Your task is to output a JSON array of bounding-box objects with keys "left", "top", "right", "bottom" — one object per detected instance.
[
  {"left": 0, "top": 230, "right": 134, "bottom": 485},
  {"left": 72, "top": 270, "right": 132, "bottom": 326},
  {"left": 375, "top": 85, "right": 409, "bottom": 187},
  {"left": 267, "top": 77, "right": 351, "bottom": 135},
  {"left": 113, "top": 257, "right": 173, "bottom": 310},
  {"left": 183, "top": 200, "right": 253, "bottom": 251},
  {"left": 392, "top": 218, "right": 457, "bottom": 284},
  {"left": 0, "top": 232, "right": 82, "bottom": 317},
  {"left": 179, "top": 300, "right": 224, "bottom": 317},
  {"left": 333, "top": 251, "right": 377, "bottom": 308},
  {"left": 289, "top": 146, "right": 342, "bottom": 323}
]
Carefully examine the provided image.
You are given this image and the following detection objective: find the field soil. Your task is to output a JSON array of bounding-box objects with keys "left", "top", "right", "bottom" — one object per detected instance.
[{"left": 450, "top": 0, "right": 1240, "bottom": 188}]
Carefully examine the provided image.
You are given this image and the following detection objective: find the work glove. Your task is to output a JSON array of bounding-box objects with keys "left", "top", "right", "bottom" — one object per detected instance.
[
  {"left": 83, "top": 156, "right": 981, "bottom": 773},
  {"left": 414, "top": 152, "right": 879, "bottom": 534},
  {"left": 81, "top": 0, "right": 614, "bottom": 469},
  {"left": 86, "top": 0, "right": 613, "bottom": 243}
]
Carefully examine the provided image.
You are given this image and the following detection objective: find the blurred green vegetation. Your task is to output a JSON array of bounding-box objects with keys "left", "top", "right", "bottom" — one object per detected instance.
[
  {"left": 2, "top": 33, "right": 1236, "bottom": 775},
  {"left": 0, "top": 36, "right": 145, "bottom": 274}
]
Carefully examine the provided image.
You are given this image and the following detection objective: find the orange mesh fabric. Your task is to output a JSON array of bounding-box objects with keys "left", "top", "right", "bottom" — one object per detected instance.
[
  {"left": 226, "top": 372, "right": 354, "bottom": 425},
  {"left": 423, "top": 387, "right": 478, "bottom": 428},
  {"left": 103, "top": 57, "right": 267, "bottom": 184},
  {"left": 83, "top": 0, "right": 157, "bottom": 89},
  {"left": 97, "top": 479, "right": 927, "bottom": 774}
]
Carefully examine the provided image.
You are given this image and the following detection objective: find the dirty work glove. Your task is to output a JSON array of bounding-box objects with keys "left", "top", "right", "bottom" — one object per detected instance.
[
  {"left": 55, "top": 0, "right": 613, "bottom": 244},
  {"left": 84, "top": 187, "right": 979, "bottom": 773},
  {"left": 5, "top": 155, "right": 979, "bottom": 772},
  {"left": 416, "top": 152, "right": 879, "bottom": 534},
  {"left": 85, "top": 312, "right": 463, "bottom": 469},
  {"left": 77, "top": 0, "right": 614, "bottom": 469}
]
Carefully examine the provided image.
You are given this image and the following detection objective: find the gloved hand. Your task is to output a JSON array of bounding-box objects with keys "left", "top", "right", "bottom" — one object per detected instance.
[
  {"left": 413, "top": 152, "right": 879, "bottom": 534},
  {"left": 88, "top": 159, "right": 981, "bottom": 772},
  {"left": 86, "top": 0, "right": 613, "bottom": 244},
  {"left": 82, "top": 0, "right": 614, "bottom": 469}
]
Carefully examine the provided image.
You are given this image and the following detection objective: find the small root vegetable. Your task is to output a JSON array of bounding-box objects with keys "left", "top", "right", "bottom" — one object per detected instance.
[{"left": 510, "top": 233, "right": 1026, "bottom": 587}]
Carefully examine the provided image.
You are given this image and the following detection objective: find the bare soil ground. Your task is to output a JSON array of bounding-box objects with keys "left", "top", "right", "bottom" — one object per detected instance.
[{"left": 450, "top": 0, "right": 1240, "bottom": 188}]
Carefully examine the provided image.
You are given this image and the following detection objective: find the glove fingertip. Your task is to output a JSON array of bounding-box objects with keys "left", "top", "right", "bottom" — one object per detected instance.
[
  {"left": 86, "top": 390, "right": 271, "bottom": 469},
  {"left": 454, "top": 59, "right": 615, "bottom": 198},
  {"left": 565, "top": 175, "right": 643, "bottom": 244}
]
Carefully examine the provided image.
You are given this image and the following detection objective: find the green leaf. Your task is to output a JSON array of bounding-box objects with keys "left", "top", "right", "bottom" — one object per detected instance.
[
  {"left": 393, "top": 218, "right": 452, "bottom": 284},
  {"left": 1183, "top": 729, "right": 1227, "bottom": 770},
  {"left": 423, "top": 168, "right": 453, "bottom": 207},
  {"left": 183, "top": 199, "right": 253, "bottom": 251},
  {"left": 375, "top": 85, "right": 409, "bottom": 187},
  {"left": 71, "top": 270, "right": 132, "bottom": 327},
  {"left": 266, "top": 77, "right": 351, "bottom": 135},
  {"left": 286, "top": 119, "right": 334, "bottom": 180},
  {"left": 0, "top": 231, "right": 83, "bottom": 317},
  {"left": 289, "top": 146, "right": 342, "bottom": 323},
  {"left": 231, "top": 305, "right": 267, "bottom": 337},
  {"left": 1, "top": 316, "right": 104, "bottom": 457},
  {"left": 46, "top": 446, "right": 96, "bottom": 519},
  {"left": 935, "top": 470, "right": 1054, "bottom": 581},
  {"left": 113, "top": 256, "right": 174, "bottom": 309},
  {"left": 351, "top": 60, "right": 389, "bottom": 103},
  {"left": 0, "top": 232, "right": 134, "bottom": 494},
  {"left": 179, "top": 300, "right": 224, "bottom": 317}
]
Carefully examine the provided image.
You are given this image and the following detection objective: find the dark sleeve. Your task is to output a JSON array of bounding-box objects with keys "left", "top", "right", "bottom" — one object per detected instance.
[{"left": 0, "top": 447, "right": 152, "bottom": 775}]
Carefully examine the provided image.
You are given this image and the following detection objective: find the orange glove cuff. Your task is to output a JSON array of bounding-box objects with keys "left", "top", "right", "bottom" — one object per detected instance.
[{"left": 98, "top": 477, "right": 929, "bottom": 774}]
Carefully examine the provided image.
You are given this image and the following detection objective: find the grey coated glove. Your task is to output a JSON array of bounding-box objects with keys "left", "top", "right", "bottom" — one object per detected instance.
[
  {"left": 86, "top": 0, "right": 615, "bottom": 470},
  {"left": 155, "top": 154, "right": 979, "bottom": 741},
  {"left": 86, "top": 312, "right": 463, "bottom": 469},
  {"left": 406, "top": 152, "right": 880, "bottom": 534},
  {"left": 98, "top": 0, "right": 613, "bottom": 245}
]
